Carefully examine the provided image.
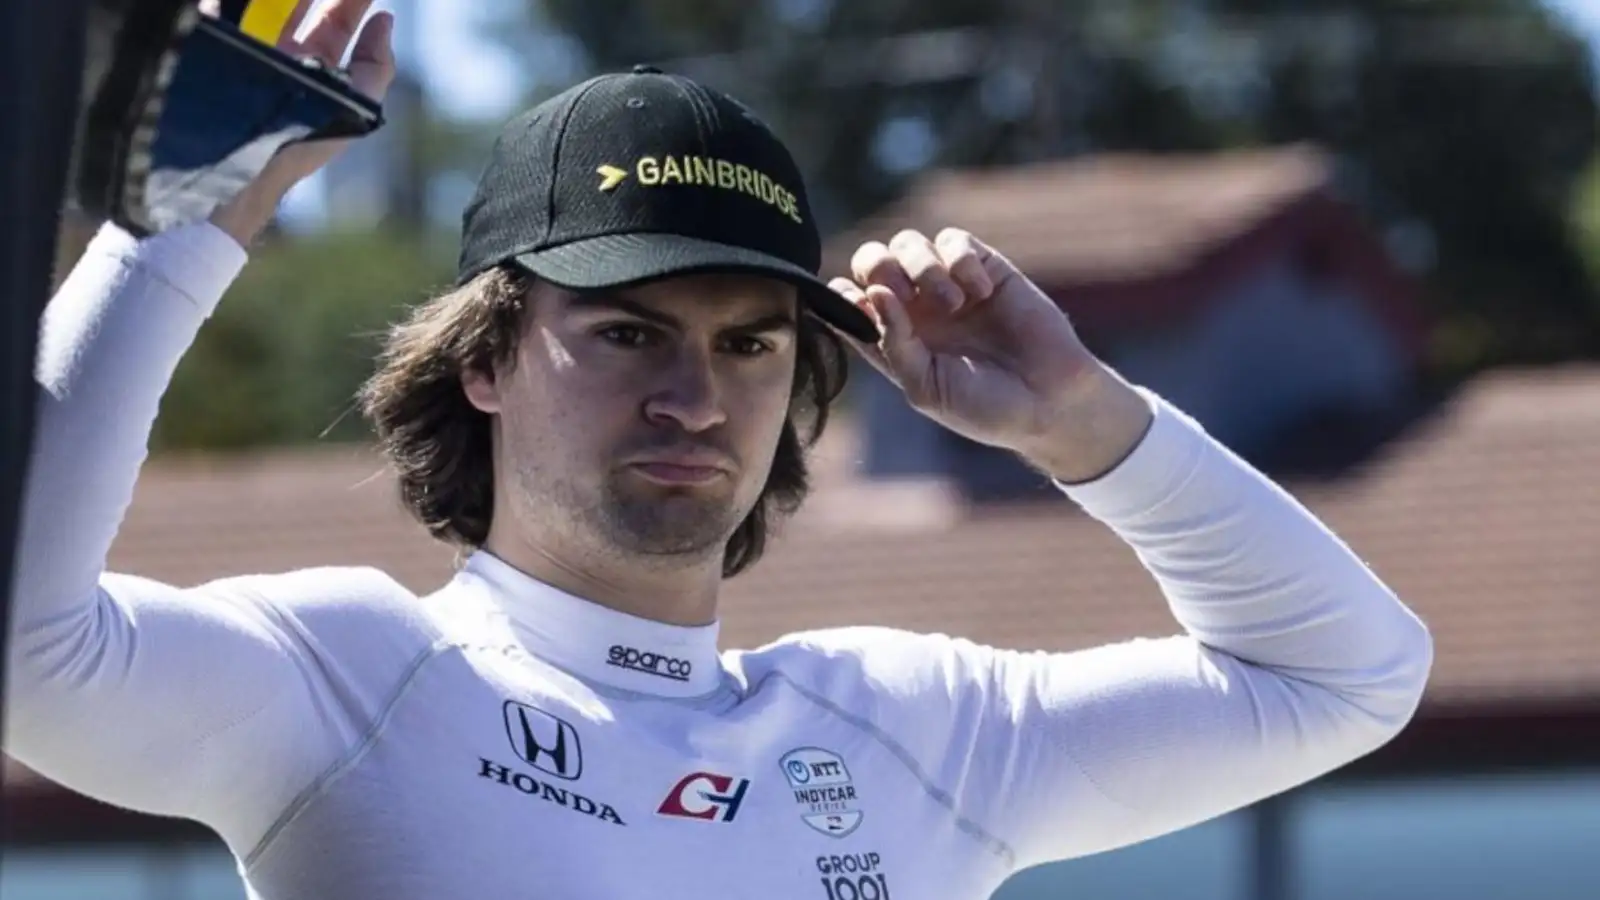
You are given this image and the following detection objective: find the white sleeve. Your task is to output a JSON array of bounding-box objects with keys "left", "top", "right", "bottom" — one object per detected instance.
[
  {"left": 4, "top": 223, "right": 433, "bottom": 855},
  {"left": 869, "top": 392, "right": 1433, "bottom": 870}
]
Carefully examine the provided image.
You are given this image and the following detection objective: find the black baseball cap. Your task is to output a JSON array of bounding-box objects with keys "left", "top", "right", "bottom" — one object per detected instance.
[{"left": 456, "top": 65, "right": 880, "bottom": 343}]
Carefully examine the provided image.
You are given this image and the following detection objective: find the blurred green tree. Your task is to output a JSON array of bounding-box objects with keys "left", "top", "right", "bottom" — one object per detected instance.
[
  {"left": 103, "top": 0, "right": 1595, "bottom": 453},
  {"left": 497, "top": 1, "right": 1210, "bottom": 225},
  {"left": 151, "top": 228, "right": 456, "bottom": 452},
  {"left": 494, "top": 0, "right": 1599, "bottom": 373},
  {"left": 1573, "top": 153, "right": 1600, "bottom": 288},
  {"left": 1226, "top": 0, "right": 1600, "bottom": 371}
]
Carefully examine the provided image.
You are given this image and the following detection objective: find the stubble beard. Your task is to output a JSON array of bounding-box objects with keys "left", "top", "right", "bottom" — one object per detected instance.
[
  {"left": 595, "top": 474, "right": 745, "bottom": 562},
  {"left": 521, "top": 461, "right": 746, "bottom": 566}
]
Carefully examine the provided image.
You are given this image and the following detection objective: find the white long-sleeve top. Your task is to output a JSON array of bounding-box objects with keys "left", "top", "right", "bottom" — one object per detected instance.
[{"left": 5, "top": 220, "right": 1433, "bottom": 900}]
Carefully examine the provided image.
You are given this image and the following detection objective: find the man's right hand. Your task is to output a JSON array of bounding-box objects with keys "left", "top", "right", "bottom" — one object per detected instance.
[{"left": 206, "top": 0, "right": 397, "bottom": 247}]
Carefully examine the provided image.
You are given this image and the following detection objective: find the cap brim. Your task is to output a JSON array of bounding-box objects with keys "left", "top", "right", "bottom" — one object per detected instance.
[{"left": 511, "top": 233, "right": 880, "bottom": 343}]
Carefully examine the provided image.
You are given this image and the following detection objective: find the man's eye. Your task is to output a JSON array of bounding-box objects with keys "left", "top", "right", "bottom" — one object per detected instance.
[
  {"left": 725, "top": 336, "right": 773, "bottom": 357},
  {"left": 598, "top": 324, "right": 654, "bottom": 348}
]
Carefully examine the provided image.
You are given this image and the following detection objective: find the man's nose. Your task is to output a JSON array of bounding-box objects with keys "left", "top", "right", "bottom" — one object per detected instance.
[{"left": 642, "top": 351, "right": 727, "bottom": 433}]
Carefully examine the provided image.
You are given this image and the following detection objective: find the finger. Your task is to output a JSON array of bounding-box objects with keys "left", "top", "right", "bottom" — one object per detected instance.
[
  {"left": 890, "top": 229, "right": 962, "bottom": 313},
  {"left": 849, "top": 241, "right": 915, "bottom": 305},
  {"left": 296, "top": 0, "right": 377, "bottom": 64},
  {"left": 865, "top": 285, "right": 933, "bottom": 403},
  {"left": 827, "top": 277, "right": 879, "bottom": 331},
  {"left": 827, "top": 278, "right": 894, "bottom": 378},
  {"left": 277, "top": 0, "right": 319, "bottom": 49},
  {"left": 965, "top": 232, "right": 1025, "bottom": 296},
  {"left": 345, "top": 10, "right": 397, "bottom": 100},
  {"left": 934, "top": 227, "right": 995, "bottom": 302}
]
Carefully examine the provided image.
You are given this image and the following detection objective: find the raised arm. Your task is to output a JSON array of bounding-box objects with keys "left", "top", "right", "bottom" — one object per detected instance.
[
  {"left": 782, "top": 388, "right": 1429, "bottom": 872},
  {"left": 4, "top": 0, "right": 408, "bottom": 853},
  {"left": 983, "top": 390, "right": 1427, "bottom": 866},
  {"left": 821, "top": 226, "right": 1432, "bottom": 871},
  {"left": 8, "top": 217, "right": 418, "bottom": 843}
]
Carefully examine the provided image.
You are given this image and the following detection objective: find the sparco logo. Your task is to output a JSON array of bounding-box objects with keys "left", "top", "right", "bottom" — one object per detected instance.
[
  {"left": 607, "top": 645, "right": 692, "bottom": 682},
  {"left": 477, "top": 759, "right": 626, "bottom": 826},
  {"left": 502, "top": 700, "right": 581, "bottom": 780}
]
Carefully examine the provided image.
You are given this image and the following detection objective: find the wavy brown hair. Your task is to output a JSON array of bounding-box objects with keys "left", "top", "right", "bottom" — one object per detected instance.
[{"left": 358, "top": 265, "right": 850, "bottom": 579}]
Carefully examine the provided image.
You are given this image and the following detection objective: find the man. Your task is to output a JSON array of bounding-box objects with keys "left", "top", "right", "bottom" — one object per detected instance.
[{"left": 7, "top": 1, "right": 1433, "bottom": 898}]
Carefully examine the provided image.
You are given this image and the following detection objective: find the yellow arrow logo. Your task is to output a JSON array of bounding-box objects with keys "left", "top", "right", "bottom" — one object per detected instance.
[{"left": 596, "top": 165, "right": 629, "bottom": 191}]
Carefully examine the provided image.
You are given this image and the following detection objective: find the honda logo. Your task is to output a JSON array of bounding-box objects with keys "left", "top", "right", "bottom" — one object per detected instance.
[{"left": 502, "top": 700, "right": 582, "bottom": 781}]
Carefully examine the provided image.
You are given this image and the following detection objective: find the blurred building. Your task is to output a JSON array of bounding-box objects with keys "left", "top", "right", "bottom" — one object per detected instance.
[
  {"left": 6, "top": 360, "right": 1600, "bottom": 898},
  {"left": 827, "top": 144, "right": 1431, "bottom": 501}
]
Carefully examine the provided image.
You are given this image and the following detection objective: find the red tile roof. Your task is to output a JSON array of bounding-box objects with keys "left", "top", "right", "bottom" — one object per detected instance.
[
  {"left": 820, "top": 145, "right": 1430, "bottom": 355},
  {"left": 8, "top": 365, "right": 1600, "bottom": 794},
  {"left": 729, "top": 367, "right": 1600, "bottom": 706},
  {"left": 821, "top": 144, "right": 1335, "bottom": 286}
]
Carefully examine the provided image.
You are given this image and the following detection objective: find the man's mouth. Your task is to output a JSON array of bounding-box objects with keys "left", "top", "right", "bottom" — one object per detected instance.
[
  {"left": 626, "top": 462, "right": 728, "bottom": 486},
  {"left": 622, "top": 448, "right": 735, "bottom": 486}
]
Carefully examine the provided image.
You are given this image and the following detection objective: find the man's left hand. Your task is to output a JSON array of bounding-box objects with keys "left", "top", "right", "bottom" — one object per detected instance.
[{"left": 830, "top": 228, "right": 1154, "bottom": 484}]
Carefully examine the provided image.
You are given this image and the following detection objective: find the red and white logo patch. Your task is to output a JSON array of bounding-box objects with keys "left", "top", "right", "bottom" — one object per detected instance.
[{"left": 657, "top": 771, "right": 753, "bottom": 823}]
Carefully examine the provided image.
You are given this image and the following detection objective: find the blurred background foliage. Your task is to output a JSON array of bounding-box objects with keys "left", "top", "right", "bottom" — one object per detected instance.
[{"left": 53, "top": 0, "right": 1596, "bottom": 452}]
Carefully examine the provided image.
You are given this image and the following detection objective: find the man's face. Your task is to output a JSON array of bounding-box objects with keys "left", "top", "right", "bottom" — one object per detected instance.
[{"left": 465, "top": 272, "right": 800, "bottom": 567}]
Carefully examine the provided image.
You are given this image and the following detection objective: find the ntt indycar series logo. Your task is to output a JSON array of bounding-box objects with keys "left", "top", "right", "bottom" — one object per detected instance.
[
  {"left": 607, "top": 644, "right": 692, "bottom": 682},
  {"left": 780, "top": 747, "right": 863, "bottom": 837}
]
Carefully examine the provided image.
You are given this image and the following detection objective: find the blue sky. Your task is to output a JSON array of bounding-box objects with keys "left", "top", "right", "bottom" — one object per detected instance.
[
  {"left": 1550, "top": 0, "right": 1600, "bottom": 71},
  {"left": 400, "top": 0, "right": 526, "bottom": 119}
]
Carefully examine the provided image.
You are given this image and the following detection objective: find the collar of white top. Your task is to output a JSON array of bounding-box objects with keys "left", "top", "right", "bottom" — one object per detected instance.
[{"left": 460, "top": 550, "right": 724, "bottom": 698}]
